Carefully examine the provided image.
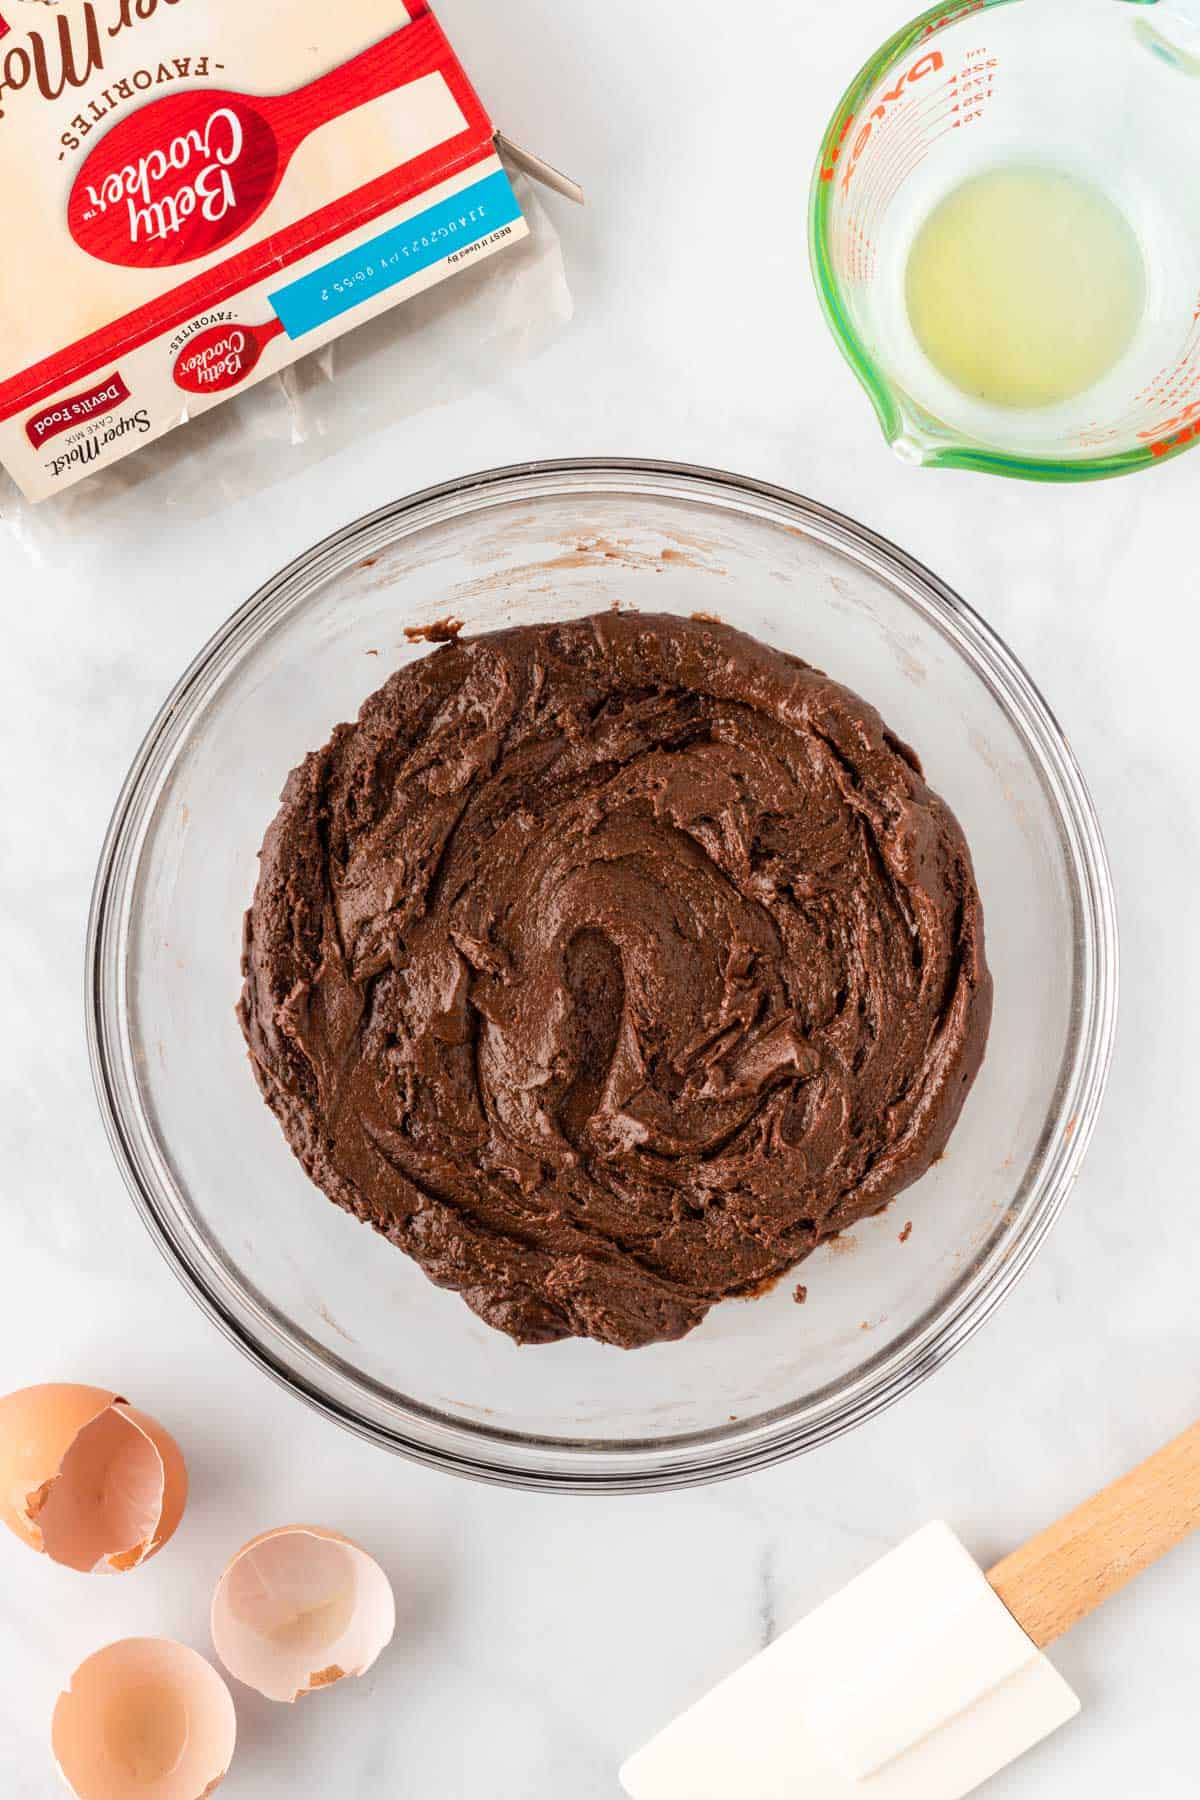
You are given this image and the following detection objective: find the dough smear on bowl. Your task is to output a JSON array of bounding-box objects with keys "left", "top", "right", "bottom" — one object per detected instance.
[{"left": 239, "top": 612, "right": 992, "bottom": 1349}]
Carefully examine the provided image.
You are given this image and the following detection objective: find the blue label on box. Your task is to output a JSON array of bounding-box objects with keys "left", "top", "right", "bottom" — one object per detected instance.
[{"left": 269, "top": 168, "right": 524, "bottom": 339}]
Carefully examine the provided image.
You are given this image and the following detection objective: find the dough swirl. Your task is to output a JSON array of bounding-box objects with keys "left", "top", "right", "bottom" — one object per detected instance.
[{"left": 239, "top": 613, "right": 991, "bottom": 1348}]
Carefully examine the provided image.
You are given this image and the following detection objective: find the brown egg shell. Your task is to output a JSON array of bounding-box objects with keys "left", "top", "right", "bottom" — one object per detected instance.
[
  {"left": 0, "top": 1383, "right": 187, "bottom": 1573},
  {"left": 52, "top": 1637, "right": 236, "bottom": 1800},
  {"left": 211, "top": 1524, "right": 396, "bottom": 1703}
]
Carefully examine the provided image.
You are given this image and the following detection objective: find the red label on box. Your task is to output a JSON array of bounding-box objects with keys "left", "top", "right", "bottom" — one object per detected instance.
[
  {"left": 25, "top": 373, "right": 131, "bottom": 445},
  {"left": 0, "top": 1, "right": 537, "bottom": 502},
  {"left": 173, "top": 320, "right": 285, "bottom": 394},
  {"left": 67, "top": 25, "right": 439, "bottom": 271},
  {"left": 0, "top": 10, "right": 496, "bottom": 428}
]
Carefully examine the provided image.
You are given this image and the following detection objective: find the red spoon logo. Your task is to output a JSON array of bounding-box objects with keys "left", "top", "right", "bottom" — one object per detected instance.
[
  {"left": 172, "top": 319, "right": 285, "bottom": 394},
  {"left": 67, "top": 23, "right": 430, "bottom": 269},
  {"left": 71, "top": 91, "right": 284, "bottom": 270}
]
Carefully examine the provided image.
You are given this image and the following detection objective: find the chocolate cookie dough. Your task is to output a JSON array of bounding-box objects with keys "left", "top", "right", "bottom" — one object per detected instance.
[{"left": 239, "top": 612, "right": 991, "bottom": 1349}]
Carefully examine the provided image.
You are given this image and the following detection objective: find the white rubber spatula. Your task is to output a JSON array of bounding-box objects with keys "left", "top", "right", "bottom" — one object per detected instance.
[{"left": 621, "top": 1422, "right": 1200, "bottom": 1800}]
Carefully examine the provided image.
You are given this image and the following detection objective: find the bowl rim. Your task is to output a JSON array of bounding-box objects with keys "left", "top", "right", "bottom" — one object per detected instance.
[{"left": 86, "top": 456, "right": 1120, "bottom": 1493}]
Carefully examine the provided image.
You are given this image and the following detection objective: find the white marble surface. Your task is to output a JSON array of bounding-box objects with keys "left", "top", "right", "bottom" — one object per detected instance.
[{"left": 2, "top": 1, "right": 1198, "bottom": 1794}]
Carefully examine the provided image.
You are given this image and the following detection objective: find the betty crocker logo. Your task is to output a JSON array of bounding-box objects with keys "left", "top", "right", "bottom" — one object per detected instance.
[
  {"left": 69, "top": 92, "right": 278, "bottom": 267},
  {"left": 72, "top": 104, "right": 254, "bottom": 259},
  {"left": 68, "top": 30, "right": 414, "bottom": 268},
  {"left": 172, "top": 317, "right": 284, "bottom": 392}
]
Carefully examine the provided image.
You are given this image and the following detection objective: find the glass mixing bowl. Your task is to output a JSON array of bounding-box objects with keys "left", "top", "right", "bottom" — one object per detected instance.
[{"left": 88, "top": 460, "right": 1118, "bottom": 1492}]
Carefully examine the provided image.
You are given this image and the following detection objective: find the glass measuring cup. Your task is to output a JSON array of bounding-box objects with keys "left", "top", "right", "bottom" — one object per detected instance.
[{"left": 810, "top": 0, "right": 1200, "bottom": 480}]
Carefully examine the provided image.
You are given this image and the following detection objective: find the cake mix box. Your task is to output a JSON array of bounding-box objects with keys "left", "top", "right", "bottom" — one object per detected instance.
[{"left": 0, "top": 0, "right": 561, "bottom": 502}]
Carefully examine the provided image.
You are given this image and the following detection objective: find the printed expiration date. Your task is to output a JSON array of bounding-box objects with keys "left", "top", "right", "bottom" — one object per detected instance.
[{"left": 319, "top": 204, "right": 492, "bottom": 305}]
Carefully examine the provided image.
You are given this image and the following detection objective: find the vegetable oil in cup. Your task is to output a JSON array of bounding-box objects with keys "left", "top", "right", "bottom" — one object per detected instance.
[{"left": 904, "top": 164, "right": 1147, "bottom": 411}]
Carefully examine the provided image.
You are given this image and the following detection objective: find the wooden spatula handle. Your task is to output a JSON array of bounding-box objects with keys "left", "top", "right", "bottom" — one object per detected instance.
[{"left": 986, "top": 1420, "right": 1200, "bottom": 1649}]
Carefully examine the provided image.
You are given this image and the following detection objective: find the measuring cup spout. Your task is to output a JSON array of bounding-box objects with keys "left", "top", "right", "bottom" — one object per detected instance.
[
  {"left": 882, "top": 403, "right": 956, "bottom": 469},
  {"left": 891, "top": 431, "right": 936, "bottom": 468}
]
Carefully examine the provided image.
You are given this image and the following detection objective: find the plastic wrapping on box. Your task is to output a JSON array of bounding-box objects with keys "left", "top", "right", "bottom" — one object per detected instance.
[{"left": 0, "top": 167, "right": 571, "bottom": 570}]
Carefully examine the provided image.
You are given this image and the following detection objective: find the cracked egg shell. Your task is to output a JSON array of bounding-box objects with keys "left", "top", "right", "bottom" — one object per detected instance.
[
  {"left": 53, "top": 1638, "right": 236, "bottom": 1800},
  {"left": 211, "top": 1525, "right": 396, "bottom": 1702},
  {"left": 0, "top": 1384, "right": 187, "bottom": 1573}
]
